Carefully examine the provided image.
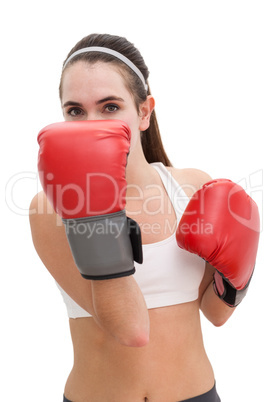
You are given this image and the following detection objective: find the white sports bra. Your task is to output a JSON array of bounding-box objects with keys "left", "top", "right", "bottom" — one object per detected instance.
[{"left": 56, "top": 163, "right": 205, "bottom": 318}]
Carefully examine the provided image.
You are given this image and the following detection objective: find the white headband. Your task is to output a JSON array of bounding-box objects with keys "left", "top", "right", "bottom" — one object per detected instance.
[{"left": 63, "top": 46, "right": 148, "bottom": 91}]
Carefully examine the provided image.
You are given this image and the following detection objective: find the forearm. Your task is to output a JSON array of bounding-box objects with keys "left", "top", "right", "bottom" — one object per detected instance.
[
  {"left": 91, "top": 276, "right": 149, "bottom": 347},
  {"left": 200, "top": 281, "right": 236, "bottom": 326}
]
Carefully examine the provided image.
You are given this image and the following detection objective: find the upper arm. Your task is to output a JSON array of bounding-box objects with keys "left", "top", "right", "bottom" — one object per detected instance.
[{"left": 29, "top": 192, "right": 95, "bottom": 315}]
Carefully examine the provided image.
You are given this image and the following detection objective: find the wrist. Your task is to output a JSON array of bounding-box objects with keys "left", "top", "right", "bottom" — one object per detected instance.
[
  {"left": 63, "top": 210, "right": 137, "bottom": 280},
  {"left": 213, "top": 271, "right": 253, "bottom": 307}
]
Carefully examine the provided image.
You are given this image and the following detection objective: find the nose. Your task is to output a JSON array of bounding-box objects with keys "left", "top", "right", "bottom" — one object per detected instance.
[
  {"left": 85, "top": 113, "right": 98, "bottom": 121},
  {"left": 85, "top": 112, "right": 106, "bottom": 121}
]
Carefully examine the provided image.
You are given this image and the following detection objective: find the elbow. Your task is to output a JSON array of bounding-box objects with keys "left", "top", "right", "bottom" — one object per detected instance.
[
  {"left": 202, "top": 307, "right": 233, "bottom": 327},
  {"left": 209, "top": 309, "right": 235, "bottom": 327},
  {"left": 120, "top": 330, "right": 150, "bottom": 348},
  {"left": 116, "top": 321, "right": 150, "bottom": 347},
  {"left": 211, "top": 317, "right": 228, "bottom": 327},
  {"left": 95, "top": 313, "right": 150, "bottom": 347}
]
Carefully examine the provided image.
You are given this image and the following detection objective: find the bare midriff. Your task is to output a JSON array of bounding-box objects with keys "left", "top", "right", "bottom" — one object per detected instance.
[{"left": 64, "top": 300, "right": 215, "bottom": 402}]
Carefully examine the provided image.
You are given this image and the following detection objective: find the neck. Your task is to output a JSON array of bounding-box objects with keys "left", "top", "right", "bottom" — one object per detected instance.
[
  {"left": 125, "top": 139, "right": 160, "bottom": 202},
  {"left": 126, "top": 138, "right": 151, "bottom": 185}
]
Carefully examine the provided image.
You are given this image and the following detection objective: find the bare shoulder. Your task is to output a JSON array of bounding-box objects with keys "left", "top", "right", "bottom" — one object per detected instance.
[
  {"left": 29, "top": 191, "right": 62, "bottom": 225},
  {"left": 29, "top": 191, "right": 65, "bottom": 255},
  {"left": 29, "top": 192, "right": 76, "bottom": 285},
  {"left": 29, "top": 191, "right": 70, "bottom": 275},
  {"left": 29, "top": 191, "right": 94, "bottom": 313},
  {"left": 166, "top": 167, "right": 212, "bottom": 198}
]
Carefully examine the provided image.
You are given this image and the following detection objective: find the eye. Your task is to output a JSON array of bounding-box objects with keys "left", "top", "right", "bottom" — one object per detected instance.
[
  {"left": 104, "top": 104, "right": 119, "bottom": 113},
  {"left": 67, "top": 107, "right": 84, "bottom": 117}
]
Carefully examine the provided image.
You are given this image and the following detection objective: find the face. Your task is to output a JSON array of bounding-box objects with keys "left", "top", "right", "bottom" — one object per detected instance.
[{"left": 61, "top": 61, "right": 154, "bottom": 150}]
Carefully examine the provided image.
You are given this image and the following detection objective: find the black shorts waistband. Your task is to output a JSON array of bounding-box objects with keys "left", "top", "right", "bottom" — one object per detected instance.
[
  {"left": 179, "top": 383, "right": 220, "bottom": 402},
  {"left": 63, "top": 383, "right": 220, "bottom": 402}
]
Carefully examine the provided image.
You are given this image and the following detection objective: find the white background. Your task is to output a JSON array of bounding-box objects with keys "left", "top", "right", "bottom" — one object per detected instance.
[{"left": 2, "top": 1, "right": 267, "bottom": 401}]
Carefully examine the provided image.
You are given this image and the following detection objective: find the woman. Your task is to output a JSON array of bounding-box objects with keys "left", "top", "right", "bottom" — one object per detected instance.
[{"left": 30, "top": 33, "right": 236, "bottom": 401}]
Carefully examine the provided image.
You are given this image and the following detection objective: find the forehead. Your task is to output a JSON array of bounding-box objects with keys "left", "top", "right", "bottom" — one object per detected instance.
[{"left": 61, "top": 61, "right": 131, "bottom": 101}]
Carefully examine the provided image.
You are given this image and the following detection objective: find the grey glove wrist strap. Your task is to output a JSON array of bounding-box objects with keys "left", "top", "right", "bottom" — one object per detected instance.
[{"left": 62, "top": 210, "right": 142, "bottom": 280}]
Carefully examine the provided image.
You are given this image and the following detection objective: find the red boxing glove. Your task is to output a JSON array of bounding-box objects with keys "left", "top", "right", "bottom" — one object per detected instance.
[
  {"left": 37, "top": 120, "right": 142, "bottom": 280},
  {"left": 176, "top": 179, "right": 260, "bottom": 307}
]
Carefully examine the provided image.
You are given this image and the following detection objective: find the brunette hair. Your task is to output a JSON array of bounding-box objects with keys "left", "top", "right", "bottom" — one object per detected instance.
[{"left": 59, "top": 33, "right": 172, "bottom": 166}]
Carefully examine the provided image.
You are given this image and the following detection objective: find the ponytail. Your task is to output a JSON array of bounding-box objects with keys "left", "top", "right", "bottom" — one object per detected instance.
[{"left": 141, "top": 85, "right": 172, "bottom": 166}]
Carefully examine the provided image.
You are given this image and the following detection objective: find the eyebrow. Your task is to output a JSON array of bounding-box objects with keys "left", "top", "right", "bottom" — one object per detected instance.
[
  {"left": 62, "top": 101, "right": 83, "bottom": 108},
  {"left": 62, "top": 96, "right": 125, "bottom": 108},
  {"left": 96, "top": 96, "right": 125, "bottom": 105}
]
